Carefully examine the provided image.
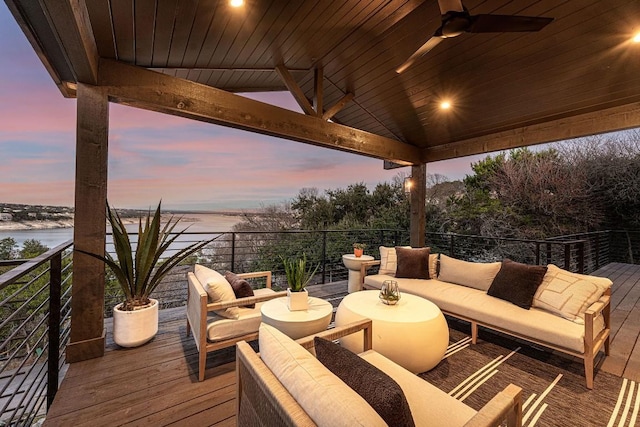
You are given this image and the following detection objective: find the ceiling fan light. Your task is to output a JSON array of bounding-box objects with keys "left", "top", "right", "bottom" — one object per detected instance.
[
  {"left": 633, "top": 32, "right": 640, "bottom": 43},
  {"left": 229, "top": 0, "right": 244, "bottom": 8}
]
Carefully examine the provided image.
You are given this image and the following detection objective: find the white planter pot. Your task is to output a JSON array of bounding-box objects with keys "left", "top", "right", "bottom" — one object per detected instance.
[
  {"left": 112, "top": 298, "right": 159, "bottom": 348},
  {"left": 287, "top": 288, "right": 309, "bottom": 311}
]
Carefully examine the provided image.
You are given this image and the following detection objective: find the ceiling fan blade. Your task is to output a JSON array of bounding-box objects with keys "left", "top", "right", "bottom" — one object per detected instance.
[
  {"left": 468, "top": 14, "right": 553, "bottom": 33},
  {"left": 396, "top": 37, "right": 444, "bottom": 73},
  {"left": 437, "top": 0, "right": 464, "bottom": 14}
]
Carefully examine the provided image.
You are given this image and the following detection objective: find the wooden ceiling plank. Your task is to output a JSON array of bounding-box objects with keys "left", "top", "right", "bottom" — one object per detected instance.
[
  {"left": 98, "top": 59, "right": 419, "bottom": 165},
  {"left": 110, "top": 0, "right": 135, "bottom": 63},
  {"left": 134, "top": 0, "right": 156, "bottom": 66},
  {"left": 151, "top": 0, "right": 180, "bottom": 66},
  {"left": 172, "top": 1, "right": 218, "bottom": 68},
  {"left": 165, "top": 0, "right": 199, "bottom": 66},
  {"left": 423, "top": 102, "right": 640, "bottom": 162},
  {"left": 84, "top": 0, "right": 116, "bottom": 59},
  {"left": 275, "top": 65, "right": 315, "bottom": 116},
  {"left": 314, "top": 67, "right": 324, "bottom": 118},
  {"left": 323, "top": 92, "right": 355, "bottom": 121}
]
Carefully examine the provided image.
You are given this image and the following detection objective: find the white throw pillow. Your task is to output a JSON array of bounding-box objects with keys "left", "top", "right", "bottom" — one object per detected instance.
[
  {"left": 193, "top": 264, "right": 239, "bottom": 319},
  {"left": 258, "top": 324, "right": 386, "bottom": 427},
  {"left": 533, "top": 264, "right": 612, "bottom": 324},
  {"left": 438, "top": 254, "right": 501, "bottom": 291}
]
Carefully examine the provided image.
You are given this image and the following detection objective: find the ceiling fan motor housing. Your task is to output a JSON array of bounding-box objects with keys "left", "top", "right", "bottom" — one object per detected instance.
[{"left": 440, "top": 11, "right": 472, "bottom": 37}]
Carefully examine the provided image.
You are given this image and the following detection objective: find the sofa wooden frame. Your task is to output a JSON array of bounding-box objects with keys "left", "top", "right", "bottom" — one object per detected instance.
[
  {"left": 236, "top": 319, "right": 523, "bottom": 427},
  {"left": 186, "top": 270, "right": 286, "bottom": 381},
  {"left": 360, "top": 259, "right": 611, "bottom": 389}
]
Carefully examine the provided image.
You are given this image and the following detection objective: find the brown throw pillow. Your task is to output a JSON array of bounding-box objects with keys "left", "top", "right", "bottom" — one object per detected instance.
[
  {"left": 395, "top": 247, "right": 431, "bottom": 279},
  {"left": 487, "top": 259, "right": 548, "bottom": 309},
  {"left": 224, "top": 271, "right": 255, "bottom": 308},
  {"left": 314, "top": 337, "right": 415, "bottom": 427}
]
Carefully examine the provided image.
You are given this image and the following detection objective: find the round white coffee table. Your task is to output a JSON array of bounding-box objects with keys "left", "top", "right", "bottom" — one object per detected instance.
[
  {"left": 335, "top": 290, "right": 448, "bottom": 373},
  {"left": 342, "top": 254, "right": 375, "bottom": 293},
  {"left": 261, "top": 296, "right": 333, "bottom": 340}
]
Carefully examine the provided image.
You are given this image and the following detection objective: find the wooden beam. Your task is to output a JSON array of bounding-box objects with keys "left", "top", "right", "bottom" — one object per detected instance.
[
  {"left": 314, "top": 67, "right": 323, "bottom": 118},
  {"left": 275, "top": 64, "right": 316, "bottom": 116},
  {"left": 409, "top": 164, "right": 426, "bottom": 248},
  {"left": 99, "top": 59, "right": 420, "bottom": 165},
  {"left": 323, "top": 92, "right": 355, "bottom": 121},
  {"left": 422, "top": 102, "right": 640, "bottom": 162},
  {"left": 67, "top": 83, "right": 108, "bottom": 362}
]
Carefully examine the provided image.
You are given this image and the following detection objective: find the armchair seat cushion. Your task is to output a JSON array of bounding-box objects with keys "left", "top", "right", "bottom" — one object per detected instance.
[{"left": 206, "top": 288, "right": 276, "bottom": 341}]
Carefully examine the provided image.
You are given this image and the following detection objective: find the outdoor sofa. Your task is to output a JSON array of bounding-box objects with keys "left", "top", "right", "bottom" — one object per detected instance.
[
  {"left": 236, "top": 319, "right": 523, "bottom": 426},
  {"left": 361, "top": 247, "right": 612, "bottom": 389}
]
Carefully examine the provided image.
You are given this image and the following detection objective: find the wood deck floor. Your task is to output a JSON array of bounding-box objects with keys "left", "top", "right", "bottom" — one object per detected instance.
[{"left": 44, "top": 263, "right": 640, "bottom": 426}]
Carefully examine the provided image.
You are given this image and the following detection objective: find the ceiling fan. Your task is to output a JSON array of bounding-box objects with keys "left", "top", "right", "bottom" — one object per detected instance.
[{"left": 395, "top": 0, "right": 553, "bottom": 73}]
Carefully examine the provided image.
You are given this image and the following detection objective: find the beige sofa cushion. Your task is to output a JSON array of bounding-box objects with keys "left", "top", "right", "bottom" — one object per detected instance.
[
  {"left": 438, "top": 254, "right": 501, "bottom": 291},
  {"left": 258, "top": 324, "right": 386, "bottom": 427},
  {"left": 360, "top": 350, "right": 477, "bottom": 426},
  {"left": 194, "top": 264, "right": 238, "bottom": 319},
  {"left": 206, "top": 288, "right": 275, "bottom": 341},
  {"left": 379, "top": 246, "right": 438, "bottom": 278},
  {"left": 534, "top": 264, "right": 613, "bottom": 324}
]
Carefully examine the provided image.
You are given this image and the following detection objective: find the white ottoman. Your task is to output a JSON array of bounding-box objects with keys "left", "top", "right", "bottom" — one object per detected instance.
[{"left": 335, "top": 290, "right": 449, "bottom": 373}]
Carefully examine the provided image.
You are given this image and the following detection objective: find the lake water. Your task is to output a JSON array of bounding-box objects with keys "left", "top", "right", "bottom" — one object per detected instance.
[{"left": 0, "top": 213, "right": 242, "bottom": 251}]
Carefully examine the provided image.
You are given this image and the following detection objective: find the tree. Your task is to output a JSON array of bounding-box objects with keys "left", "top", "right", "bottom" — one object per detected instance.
[
  {"left": 0, "top": 237, "right": 17, "bottom": 260},
  {"left": 19, "top": 239, "right": 49, "bottom": 259}
]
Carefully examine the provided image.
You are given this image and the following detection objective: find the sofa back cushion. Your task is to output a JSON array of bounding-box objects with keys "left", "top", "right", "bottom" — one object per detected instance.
[
  {"left": 533, "top": 264, "right": 613, "bottom": 324},
  {"left": 487, "top": 259, "right": 547, "bottom": 309},
  {"left": 194, "top": 264, "right": 239, "bottom": 319},
  {"left": 438, "top": 254, "right": 501, "bottom": 291},
  {"left": 258, "top": 324, "right": 386, "bottom": 427},
  {"left": 379, "top": 246, "right": 438, "bottom": 278},
  {"left": 395, "top": 247, "right": 431, "bottom": 280},
  {"left": 314, "top": 337, "right": 415, "bottom": 427}
]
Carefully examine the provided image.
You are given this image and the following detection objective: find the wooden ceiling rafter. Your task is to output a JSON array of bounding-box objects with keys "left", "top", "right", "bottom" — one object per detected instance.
[{"left": 99, "top": 59, "right": 420, "bottom": 166}]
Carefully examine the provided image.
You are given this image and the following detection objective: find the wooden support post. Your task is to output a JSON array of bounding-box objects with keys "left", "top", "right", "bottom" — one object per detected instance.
[
  {"left": 410, "top": 164, "right": 426, "bottom": 248},
  {"left": 67, "top": 83, "right": 108, "bottom": 362}
]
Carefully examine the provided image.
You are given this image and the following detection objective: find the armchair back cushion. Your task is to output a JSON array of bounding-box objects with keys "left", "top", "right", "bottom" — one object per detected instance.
[
  {"left": 194, "top": 264, "right": 238, "bottom": 319},
  {"left": 259, "top": 324, "right": 386, "bottom": 427}
]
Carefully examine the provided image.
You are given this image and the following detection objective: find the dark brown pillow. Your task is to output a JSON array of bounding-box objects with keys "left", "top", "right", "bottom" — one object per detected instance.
[
  {"left": 314, "top": 337, "right": 415, "bottom": 427},
  {"left": 224, "top": 271, "right": 255, "bottom": 308},
  {"left": 487, "top": 259, "right": 547, "bottom": 309},
  {"left": 395, "top": 247, "right": 431, "bottom": 279}
]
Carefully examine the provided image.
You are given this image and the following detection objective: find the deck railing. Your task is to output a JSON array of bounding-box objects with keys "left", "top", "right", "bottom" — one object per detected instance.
[
  {"left": 0, "top": 240, "right": 73, "bottom": 426},
  {"left": 1, "top": 228, "right": 639, "bottom": 423}
]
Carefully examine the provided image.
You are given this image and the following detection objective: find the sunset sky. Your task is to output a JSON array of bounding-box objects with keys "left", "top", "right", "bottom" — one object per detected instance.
[{"left": 0, "top": 4, "right": 484, "bottom": 211}]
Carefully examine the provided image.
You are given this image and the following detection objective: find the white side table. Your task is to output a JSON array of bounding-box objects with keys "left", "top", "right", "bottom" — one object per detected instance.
[
  {"left": 342, "top": 254, "right": 375, "bottom": 293},
  {"left": 335, "top": 290, "right": 449, "bottom": 373},
  {"left": 261, "top": 296, "right": 333, "bottom": 340}
]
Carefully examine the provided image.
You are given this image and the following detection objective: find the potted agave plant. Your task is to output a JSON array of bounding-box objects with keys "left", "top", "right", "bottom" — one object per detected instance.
[
  {"left": 79, "top": 200, "right": 213, "bottom": 348},
  {"left": 281, "top": 253, "right": 319, "bottom": 311}
]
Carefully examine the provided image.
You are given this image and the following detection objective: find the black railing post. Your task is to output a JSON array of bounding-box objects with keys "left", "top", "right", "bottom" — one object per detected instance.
[
  {"left": 322, "top": 231, "right": 327, "bottom": 284},
  {"left": 595, "top": 233, "right": 600, "bottom": 270},
  {"left": 231, "top": 233, "right": 236, "bottom": 272},
  {"left": 564, "top": 243, "right": 571, "bottom": 271},
  {"left": 47, "top": 253, "right": 62, "bottom": 408},
  {"left": 546, "top": 242, "right": 552, "bottom": 265},
  {"left": 450, "top": 234, "right": 455, "bottom": 257},
  {"left": 394, "top": 230, "right": 399, "bottom": 246},
  {"left": 535, "top": 242, "right": 541, "bottom": 266},
  {"left": 577, "top": 241, "right": 585, "bottom": 273}
]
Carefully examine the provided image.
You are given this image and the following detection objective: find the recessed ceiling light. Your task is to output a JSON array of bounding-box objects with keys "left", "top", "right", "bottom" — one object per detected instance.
[
  {"left": 440, "top": 100, "right": 452, "bottom": 110},
  {"left": 633, "top": 31, "right": 640, "bottom": 43},
  {"left": 230, "top": 0, "right": 244, "bottom": 7}
]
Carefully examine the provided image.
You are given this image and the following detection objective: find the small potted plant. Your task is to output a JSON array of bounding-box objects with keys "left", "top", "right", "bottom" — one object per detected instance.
[
  {"left": 281, "top": 253, "right": 319, "bottom": 311},
  {"left": 353, "top": 242, "right": 367, "bottom": 257}
]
